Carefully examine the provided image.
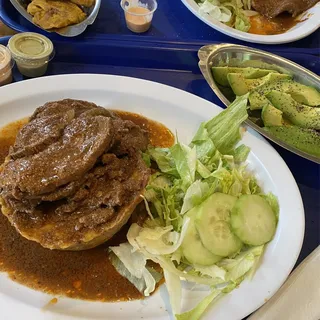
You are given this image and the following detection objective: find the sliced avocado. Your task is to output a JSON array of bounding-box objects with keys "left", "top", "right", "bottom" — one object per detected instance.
[
  {"left": 227, "top": 73, "right": 249, "bottom": 96},
  {"left": 212, "top": 67, "right": 276, "bottom": 87},
  {"left": 288, "top": 88, "right": 320, "bottom": 107},
  {"left": 249, "top": 79, "right": 319, "bottom": 110},
  {"left": 239, "top": 60, "right": 291, "bottom": 74},
  {"left": 249, "top": 91, "right": 274, "bottom": 111},
  {"left": 228, "top": 73, "right": 291, "bottom": 96},
  {"left": 261, "top": 104, "right": 283, "bottom": 126},
  {"left": 264, "top": 126, "right": 320, "bottom": 158},
  {"left": 266, "top": 91, "right": 320, "bottom": 130}
]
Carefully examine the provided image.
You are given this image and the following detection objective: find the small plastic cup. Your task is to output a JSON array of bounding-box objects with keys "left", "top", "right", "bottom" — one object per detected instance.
[
  {"left": 0, "top": 45, "right": 14, "bottom": 86},
  {"left": 120, "top": 0, "right": 157, "bottom": 33},
  {"left": 8, "top": 32, "right": 54, "bottom": 78}
]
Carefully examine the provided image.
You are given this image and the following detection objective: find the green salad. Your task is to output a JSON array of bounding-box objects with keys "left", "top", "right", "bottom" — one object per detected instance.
[
  {"left": 196, "top": 0, "right": 256, "bottom": 32},
  {"left": 109, "top": 95, "right": 279, "bottom": 320}
]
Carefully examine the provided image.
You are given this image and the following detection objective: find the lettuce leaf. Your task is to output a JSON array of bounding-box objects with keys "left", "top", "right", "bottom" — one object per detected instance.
[
  {"left": 175, "top": 289, "right": 223, "bottom": 320},
  {"left": 171, "top": 143, "right": 197, "bottom": 190},
  {"left": 193, "top": 264, "right": 226, "bottom": 280},
  {"left": 141, "top": 152, "right": 151, "bottom": 167},
  {"left": 180, "top": 180, "right": 210, "bottom": 215},
  {"left": 109, "top": 244, "right": 162, "bottom": 296},
  {"left": 148, "top": 148, "right": 179, "bottom": 177},
  {"left": 199, "top": 0, "right": 232, "bottom": 23},
  {"left": 109, "top": 242, "right": 146, "bottom": 278},
  {"left": 233, "top": 144, "right": 251, "bottom": 162},
  {"left": 153, "top": 256, "right": 225, "bottom": 286},
  {"left": 204, "top": 94, "right": 248, "bottom": 154},
  {"left": 261, "top": 192, "right": 280, "bottom": 219},
  {"left": 191, "top": 123, "right": 216, "bottom": 162},
  {"left": 164, "top": 269, "right": 182, "bottom": 314},
  {"left": 127, "top": 218, "right": 190, "bottom": 255},
  {"left": 218, "top": 245, "right": 264, "bottom": 282}
]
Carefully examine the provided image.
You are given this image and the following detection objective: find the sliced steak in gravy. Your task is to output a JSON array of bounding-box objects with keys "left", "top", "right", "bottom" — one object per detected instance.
[
  {"left": 10, "top": 111, "right": 75, "bottom": 159},
  {"left": 252, "top": 0, "right": 319, "bottom": 18},
  {"left": 111, "top": 118, "right": 149, "bottom": 155},
  {"left": 30, "top": 99, "right": 98, "bottom": 120},
  {"left": 0, "top": 99, "right": 151, "bottom": 251},
  {"left": 1, "top": 116, "right": 114, "bottom": 196}
]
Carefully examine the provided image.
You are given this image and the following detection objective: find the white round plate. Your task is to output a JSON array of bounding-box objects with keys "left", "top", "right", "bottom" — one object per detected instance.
[
  {"left": 181, "top": 0, "right": 320, "bottom": 44},
  {"left": 0, "top": 74, "right": 304, "bottom": 320}
]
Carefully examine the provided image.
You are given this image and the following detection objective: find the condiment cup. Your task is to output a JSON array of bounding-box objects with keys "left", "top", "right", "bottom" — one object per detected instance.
[
  {"left": 8, "top": 33, "right": 55, "bottom": 78},
  {"left": 0, "top": 45, "right": 15, "bottom": 86},
  {"left": 120, "top": 0, "right": 158, "bottom": 33}
]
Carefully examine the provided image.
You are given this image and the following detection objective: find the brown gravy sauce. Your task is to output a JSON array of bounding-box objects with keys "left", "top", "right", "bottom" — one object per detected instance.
[
  {"left": 249, "top": 13, "right": 301, "bottom": 35},
  {"left": 0, "top": 111, "right": 174, "bottom": 302}
]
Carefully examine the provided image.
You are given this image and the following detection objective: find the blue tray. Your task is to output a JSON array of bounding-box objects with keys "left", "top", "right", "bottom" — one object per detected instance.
[
  {"left": 1, "top": 0, "right": 320, "bottom": 54},
  {"left": 0, "top": 34, "right": 319, "bottom": 287}
]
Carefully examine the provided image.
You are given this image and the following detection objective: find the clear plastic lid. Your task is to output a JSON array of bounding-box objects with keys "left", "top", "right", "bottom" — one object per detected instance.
[
  {"left": 7, "top": 32, "right": 55, "bottom": 65},
  {"left": 0, "top": 44, "right": 15, "bottom": 74}
]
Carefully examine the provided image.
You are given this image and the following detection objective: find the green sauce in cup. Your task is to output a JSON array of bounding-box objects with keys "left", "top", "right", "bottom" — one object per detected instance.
[{"left": 8, "top": 33, "right": 54, "bottom": 78}]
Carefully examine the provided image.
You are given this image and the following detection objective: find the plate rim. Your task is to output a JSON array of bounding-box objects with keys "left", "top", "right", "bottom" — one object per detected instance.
[{"left": 0, "top": 74, "right": 305, "bottom": 320}]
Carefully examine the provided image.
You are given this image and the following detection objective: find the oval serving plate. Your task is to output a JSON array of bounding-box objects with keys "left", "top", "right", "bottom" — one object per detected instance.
[
  {"left": 181, "top": 0, "right": 320, "bottom": 44},
  {"left": 0, "top": 74, "right": 304, "bottom": 320},
  {"left": 9, "top": 0, "right": 101, "bottom": 37},
  {"left": 198, "top": 43, "right": 320, "bottom": 164}
]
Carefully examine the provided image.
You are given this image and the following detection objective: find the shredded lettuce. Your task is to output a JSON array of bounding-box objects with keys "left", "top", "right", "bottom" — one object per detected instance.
[
  {"left": 197, "top": 0, "right": 257, "bottom": 32},
  {"left": 127, "top": 218, "right": 190, "bottom": 255},
  {"left": 199, "top": 0, "right": 232, "bottom": 23},
  {"left": 109, "top": 95, "right": 279, "bottom": 320},
  {"left": 235, "top": 13, "right": 251, "bottom": 32}
]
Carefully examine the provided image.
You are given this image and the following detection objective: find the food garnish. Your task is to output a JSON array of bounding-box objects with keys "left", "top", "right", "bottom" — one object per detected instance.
[{"left": 110, "top": 95, "right": 279, "bottom": 319}]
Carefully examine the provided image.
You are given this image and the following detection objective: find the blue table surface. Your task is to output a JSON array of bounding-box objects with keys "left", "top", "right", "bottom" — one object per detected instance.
[
  {"left": 0, "top": 34, "right": 319, "bottom": 318},
  {"left": 0, "top": 0, "right": 320, "bottom": 54}
]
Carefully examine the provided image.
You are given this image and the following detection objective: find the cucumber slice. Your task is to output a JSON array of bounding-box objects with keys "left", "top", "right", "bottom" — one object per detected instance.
[
  {"left": 196, "top": 192, "right": 237, "bottom": 225},
  {"left": 181, "top": 216, "right": 221, "bottom": 266},
  {"left": 194, "top": 193, "right": 241, "bottom": 257},
  {"left": 231, "top": 195, "right": 277, "bottom": 246},
  {"left": 196, "top": 220, "right": 243, "bottom": 257}
]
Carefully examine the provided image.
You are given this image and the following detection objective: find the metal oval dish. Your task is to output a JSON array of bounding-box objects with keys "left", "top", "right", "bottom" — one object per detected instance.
[
  {"left": 198, "top": 43, "right": 320, "bottom": 164},
  {"left": 9, "top": 0, "right": 101, "bottom": 37}
]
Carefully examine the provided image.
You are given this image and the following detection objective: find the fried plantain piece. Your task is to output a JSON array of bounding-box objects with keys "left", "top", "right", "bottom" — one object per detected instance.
[{"left": 27, "top": 0, "right": 87, "bottom": 30}]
